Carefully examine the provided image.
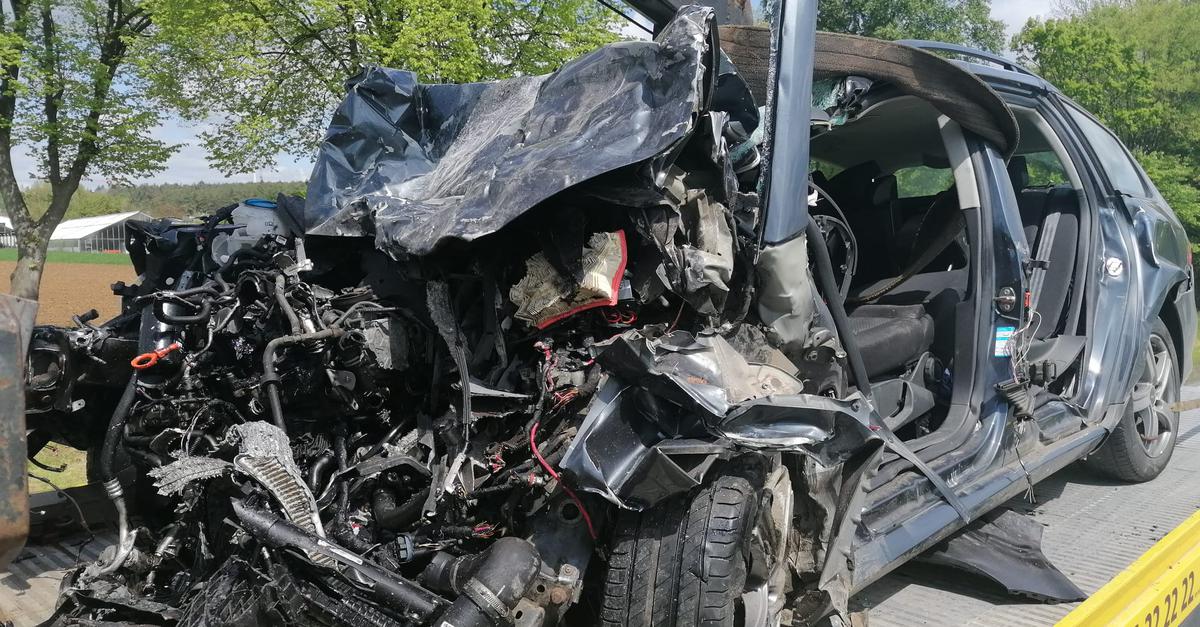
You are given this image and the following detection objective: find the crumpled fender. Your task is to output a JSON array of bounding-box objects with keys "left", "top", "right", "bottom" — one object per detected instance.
[{"left": 559, "top": 329, "right": 879, "bottom": 511}]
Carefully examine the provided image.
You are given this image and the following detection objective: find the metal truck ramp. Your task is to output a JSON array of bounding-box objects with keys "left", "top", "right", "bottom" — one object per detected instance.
[{"left": 855, "top": 389, "right": 1200, "bottom": 626}]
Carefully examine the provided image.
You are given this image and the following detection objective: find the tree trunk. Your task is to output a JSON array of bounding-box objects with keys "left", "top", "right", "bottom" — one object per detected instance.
[
  {"left": 6, "top": 182, "right": 72, "bottom": 301},
  {"left": 9, "top": 230, "right": 48, "bottom": 300}
]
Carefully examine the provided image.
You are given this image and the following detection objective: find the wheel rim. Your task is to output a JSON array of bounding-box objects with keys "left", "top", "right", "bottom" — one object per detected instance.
[
  {"left": 1134, "top": 333, "right": 1176, "bottom": 458},
  {"left": 740, "top": 468, "right": 793, "bottom": 627}
]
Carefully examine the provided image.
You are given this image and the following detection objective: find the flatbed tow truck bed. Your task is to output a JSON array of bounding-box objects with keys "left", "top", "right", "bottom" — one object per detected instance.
[{"left": 5, "top": 392, "right": 1200, "bottom": 626}]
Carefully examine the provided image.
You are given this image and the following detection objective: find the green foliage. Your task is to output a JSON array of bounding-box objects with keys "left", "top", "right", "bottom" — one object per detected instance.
[
  {"left": 1075, "top": 1, "right": 1200, "bottom": 154},
  {"left": 23, "top": 183, "right": 131, "bottom": 219},
  {"left": 23, "top": 179, "right": 306, "bottom": 221},
  {"left": 138, "top": 0, "right": 619, "bottom": 174},
  {"left": 4, "top": 1, "right": 177, "bottom": 187},
  {"left": 0, "top": 248, "right": 131, "bottom": 264},
  {"left": 1024, "top": 152, "right": 1071, "bottom": 187},
  {"left": 1013, "top": 3, "right": 1200, "bottom": 245},
  {"left": 814, "top": 0, "right": 1005, "bottom": 51},
  {"left": 104, "top": 180, "right": 306, "bottom": 218},
  {"left": 1012, "top": 19, "right": 1172, "bottom": 153},
  {"left": 894, "top": 166, "right": 954, "bottom": 198}
]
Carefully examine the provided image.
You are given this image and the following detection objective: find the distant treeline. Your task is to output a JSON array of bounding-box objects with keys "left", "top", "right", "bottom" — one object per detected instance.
[{"left": 25, "top": 181, "right": 307, "bottom": 221}]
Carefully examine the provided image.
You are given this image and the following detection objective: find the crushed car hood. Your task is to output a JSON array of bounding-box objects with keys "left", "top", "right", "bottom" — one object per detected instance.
[{"left": 304, "top": 6, "right": 755, "bottom": 258}]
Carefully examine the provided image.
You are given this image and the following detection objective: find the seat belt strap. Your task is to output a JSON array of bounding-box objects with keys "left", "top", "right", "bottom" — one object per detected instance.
[{"left": 1029, "top": 208, "right": 1062, "bottom": 312}]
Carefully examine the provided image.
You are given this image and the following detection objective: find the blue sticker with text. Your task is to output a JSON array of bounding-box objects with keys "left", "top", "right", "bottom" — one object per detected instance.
[{"left": 994, "top": 326, "right": 1016, "bottom": 358}]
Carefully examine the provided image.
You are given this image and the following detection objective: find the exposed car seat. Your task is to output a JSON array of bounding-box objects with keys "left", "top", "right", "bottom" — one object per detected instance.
[
  {"left": 848, "top": 304, "right": 935, "bottom": 379},
  {"left": 827, "top": 162, "right": 898, "bottom": 284},
  {"left": 849, "top": 269, "right": 966, "bottom": 360},
  {"left": 1008, "top": 156, "right": 1081, "bottom": 339}
]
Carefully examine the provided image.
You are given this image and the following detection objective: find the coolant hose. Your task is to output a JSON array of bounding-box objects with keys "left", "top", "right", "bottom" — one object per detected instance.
[
  {"left": 431, "top": 537, "right": 542, "bottom": 627},
  {"left": 806, "top": 220, "right": 873, "bottom": 400},
  {"left": 274, "top": 275, "right": 303, "bottom": 335},
  {"left": 99, "top": 374, "right": 138, "bottom": 481},
  {"left": 95, "top": 374, "right": 139, "bottom": 575},
  {"left": 153, "top": 298, "right": 212, "bottom": 325},
  {"left": 261, "top": 327, "right": 345, "bottom": 430}
]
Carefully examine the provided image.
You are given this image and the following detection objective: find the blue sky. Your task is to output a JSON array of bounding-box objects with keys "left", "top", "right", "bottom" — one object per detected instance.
[{"left": 12, "top": 1, "right": 1052, "bottom": 189}]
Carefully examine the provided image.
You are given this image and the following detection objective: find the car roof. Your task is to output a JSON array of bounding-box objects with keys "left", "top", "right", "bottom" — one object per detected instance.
[{"left": 897, "top": 40, "right": 1060, "bottom": 96}]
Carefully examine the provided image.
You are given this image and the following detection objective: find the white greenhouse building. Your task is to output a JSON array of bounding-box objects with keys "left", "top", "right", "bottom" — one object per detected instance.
[{"left": 46, "top": 211, "right": 150, "bottom": 253}]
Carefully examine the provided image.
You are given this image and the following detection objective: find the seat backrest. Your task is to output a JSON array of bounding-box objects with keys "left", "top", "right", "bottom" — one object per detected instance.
[
  {"left": 1018, "top": 188, "right": 1050, "bottom": 245},
  {"left": 1029, "top": 187, "right": 1080, "bottom": 339}
]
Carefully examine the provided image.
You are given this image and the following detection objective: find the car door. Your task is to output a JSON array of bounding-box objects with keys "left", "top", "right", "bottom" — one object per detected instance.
[{"left": 1044, "top": 97, "right": 1185, "bottom": 426}]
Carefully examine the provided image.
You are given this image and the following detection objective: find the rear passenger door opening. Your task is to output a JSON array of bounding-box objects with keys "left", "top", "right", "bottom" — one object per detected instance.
[{"left": 1004, "top": 105, "right": 1092, "bottom": 409}]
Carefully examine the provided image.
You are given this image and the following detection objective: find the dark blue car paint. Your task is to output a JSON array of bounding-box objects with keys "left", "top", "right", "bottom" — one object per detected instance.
[
  {"left": 625, "top": 0, "right": 1197, "bottom": 607},
  {"left": 848, "top": 49, "right": 1197, "bottom": 592}
]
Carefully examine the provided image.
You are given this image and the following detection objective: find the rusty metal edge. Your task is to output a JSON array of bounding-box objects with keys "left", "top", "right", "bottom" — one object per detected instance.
[{"left": 0, "top": 294, "right": 38, "bottom": 568}]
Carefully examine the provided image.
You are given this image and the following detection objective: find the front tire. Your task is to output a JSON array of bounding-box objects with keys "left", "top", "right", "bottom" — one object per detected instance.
[
  {"left": 600, "top": 461, "right": 789, "bottom": 627},
  {"left": 1088, "top": 318, "right": 1180, "bottom": 482}
]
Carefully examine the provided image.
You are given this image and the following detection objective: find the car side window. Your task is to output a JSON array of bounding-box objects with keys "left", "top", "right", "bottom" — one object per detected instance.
[
  {"left": 894, "top": 166, "right": 954, "bottom": 198},
  {"left": 1063, "top": 104, "right": 1148, "bottom": 196},
  {"left": 1022, "top": 151, "right": 1070, "bottom": 187}
]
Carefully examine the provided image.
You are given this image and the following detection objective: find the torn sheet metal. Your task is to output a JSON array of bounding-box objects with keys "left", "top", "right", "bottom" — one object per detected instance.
[
  {"left": 304, "top": 6, "right": 752, "bottom": 257},
  {"left": 561, "top": 329, "right": 879, "bottom": 509},
  {"left": 152, "top": 422, "right": 331, "bottom": 564},
  {"left": 916, "top": 508, "right": 1087, "bottom": 602},
  {"left": 148, "top": 455, "right": 232, "bottom": 496}
]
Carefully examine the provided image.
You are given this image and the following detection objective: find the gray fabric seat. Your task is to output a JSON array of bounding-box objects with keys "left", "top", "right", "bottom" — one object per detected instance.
[
  {"left": 848, "top": 304, "right": 935, "bottom": 379},
  {"left": 849, "top": 269, "right": 966, "bottom": 361},
  {"left": 1009, "top": 157, "right": 1080, "bottom": 339}
]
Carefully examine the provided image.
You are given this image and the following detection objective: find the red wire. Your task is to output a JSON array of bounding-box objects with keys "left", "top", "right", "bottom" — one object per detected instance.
[{"left": 530, "top": 422, "right": 598, "bottom": 540}]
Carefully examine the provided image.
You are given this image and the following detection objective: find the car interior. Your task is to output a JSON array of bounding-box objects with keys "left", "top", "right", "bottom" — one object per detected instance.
[
  {"left": 808, "top": 88, "right": 1091, "bottom": 447},
  {"left": 810, "top": 91, "right": 973, "bottom": 443}
]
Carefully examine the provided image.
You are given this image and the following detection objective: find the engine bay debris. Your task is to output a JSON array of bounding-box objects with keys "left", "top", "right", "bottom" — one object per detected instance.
[{"left": 24, "top": 7, "right": 882, "bottom": 626}]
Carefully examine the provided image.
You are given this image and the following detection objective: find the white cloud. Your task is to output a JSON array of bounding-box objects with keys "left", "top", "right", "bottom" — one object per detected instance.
[{"left": 992, "top": 0, "right": 1054, "bottom": 43}]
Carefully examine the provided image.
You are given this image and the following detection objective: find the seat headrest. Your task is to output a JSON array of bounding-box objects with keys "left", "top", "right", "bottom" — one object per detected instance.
[
  {"left": 1008, "top": 156, "right": 1030, "bottom": 191},
  {"left": 871, "top": 175, "right": 897, "bottom": 207}
]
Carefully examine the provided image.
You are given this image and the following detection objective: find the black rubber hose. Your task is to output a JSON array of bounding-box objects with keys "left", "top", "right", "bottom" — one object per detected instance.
[
  {"left": 232, "top": 499, "right": 447, "bottom": 619},
  {"left": 153, "top": 298, "right": 212, "bottom": 325},
  {"left": 261, "top": 327, "right": 345, "bottom": 430},
  {"left": 98, "top": 374, "right": 138, "bottom": 481},
  {"left": 373, "top": 487, "right": 429, "bottom": 531},
  {"left": 806, "top": 219, "right": 873, "bottom": 400},
  {"left": 431, "top": 537, "right": 542, "bottom": 627},
  {"left": 274, "top": 275, "right": 303, "bottom": 335},
  {"left": 306, "top": 453, "right": 334, "bottom": 491}
]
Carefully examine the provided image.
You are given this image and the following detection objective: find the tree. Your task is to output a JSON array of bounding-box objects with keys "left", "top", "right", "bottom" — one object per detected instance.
[
  {"left": 1013, "top": 7, "right": 1200, "bottom": 249},
  {"left": 814, "top": 0, "right": 1006, "bottom": 51},
  {"left": 1062, "top": 0, "right": 1200, "bottom": 155},
  {"left": 1012, "top": 18, "right": 1172, "bottom": 153},
  {"left": 139, "top": 0, "right": 619, "bottom": 175},
  {"left": 0, "top": 0, "right": 177, "bottom": 299}
]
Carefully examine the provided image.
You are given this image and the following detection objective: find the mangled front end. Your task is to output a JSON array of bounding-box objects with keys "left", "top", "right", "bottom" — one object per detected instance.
[{"left": 26, "top": 7, "right": 878, "bottom": 626}]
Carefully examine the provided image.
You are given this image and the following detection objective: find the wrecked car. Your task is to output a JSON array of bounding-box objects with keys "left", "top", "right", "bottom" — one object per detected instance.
[{"left": 15, "top": 1, "right": 1196, "bottom": 626}]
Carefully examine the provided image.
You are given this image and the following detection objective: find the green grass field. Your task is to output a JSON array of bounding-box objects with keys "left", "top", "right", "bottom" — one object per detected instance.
[
  {"left": 27, "top": 444, "right": 88, "bottom": 495},
  {"left": 0, "top": 249, "right": 130, "bottom": 265}
]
